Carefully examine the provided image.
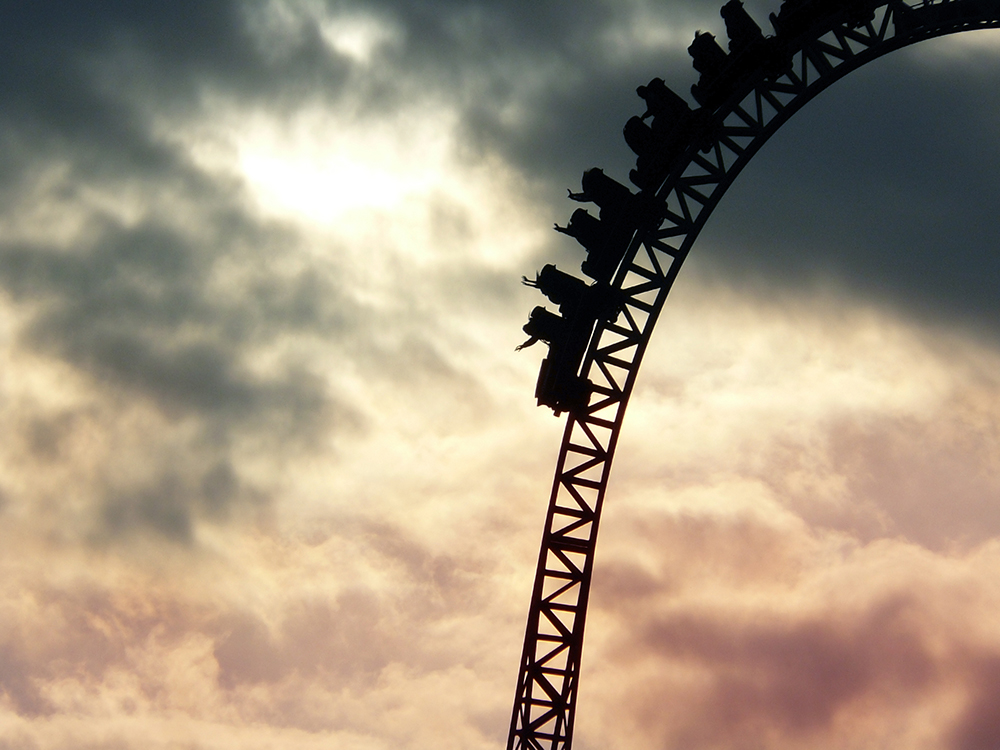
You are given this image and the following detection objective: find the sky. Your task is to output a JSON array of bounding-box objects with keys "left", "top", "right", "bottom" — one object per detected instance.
[{"left": 1, "top": 2, "right": 1000, "bottom": 749}]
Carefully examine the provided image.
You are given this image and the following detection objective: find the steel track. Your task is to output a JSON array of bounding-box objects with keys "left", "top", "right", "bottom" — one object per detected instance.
[{"left": 507, "top": 1, "right": 1000, "bottom": 748}]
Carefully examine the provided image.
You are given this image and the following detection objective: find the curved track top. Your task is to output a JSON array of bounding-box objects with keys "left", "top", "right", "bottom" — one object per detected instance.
[{"left": 507, "top": 1, "right": 1000, "bottom": 748}]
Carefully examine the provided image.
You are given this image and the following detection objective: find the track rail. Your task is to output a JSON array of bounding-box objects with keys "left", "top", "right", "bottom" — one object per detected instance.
[{"left": 508, "top": 1, "right": 1000, "bottom": 748}]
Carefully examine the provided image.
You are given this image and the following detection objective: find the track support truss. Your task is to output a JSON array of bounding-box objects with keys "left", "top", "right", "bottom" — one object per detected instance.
[{"left": 508, "top": 2, "right": 1000, "bottom": 748}]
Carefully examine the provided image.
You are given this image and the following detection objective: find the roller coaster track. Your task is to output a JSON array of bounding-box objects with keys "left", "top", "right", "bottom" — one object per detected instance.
[{"left": 507, "top": 1, "right": 1000, "bottom": 748}]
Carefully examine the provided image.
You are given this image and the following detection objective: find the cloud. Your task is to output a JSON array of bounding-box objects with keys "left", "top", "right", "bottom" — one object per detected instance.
[
  {"left": 0, "top": 170, "right": 364, "bottom": 540},
  {"left": 636, "top": 599, "right": 936, "bottom": 739},
  {"left": 0, "top": 505, "right": 527, "bottom": 748},
  {"left": 565, "top": 279, "right": 1000, "bottom": 748},
  {"left": 1, "top": 1, "right": 1000, "bottom": 748},
  {"left": 948, "top": 655, "right": 1000, "bottom": 750},
  {"left": 693, "top": 33, "right": 1000, "bottom": 338},
  {"left": 582, "top": 496, "right": 1000, "bottom": 750}
]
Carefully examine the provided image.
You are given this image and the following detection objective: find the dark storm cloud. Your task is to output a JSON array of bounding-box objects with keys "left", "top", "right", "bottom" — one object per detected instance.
[
  {"left": 7, "top": 0, "right": 996, "bottom": 340},
  {"left": 331, "top": 0, "right": 1000, "bottom": 335},
  {"left": 0, "top": 0, "right": 370, "bottom": 539},
  {"left": 695, "top": 41, "right": 1000, "bottom": 338},
  {"left": 0, "top": 2, "right": 359, "bottom": 403},
  {"left": 1, "top": 0, "right": 996, "bottom": 534},
  {"left": 0, "top": 211, "right": 342, "bottom": 431},
  {"left": 0, "top": 196, "right": 365, "bottom": 539},
  {"left": 0, "top": 0, "right": 546, "bottom": 426},
  {"left": 98, "top": 459, "right": 259, "bottom": 542},
  {"left": 328, "top": 0, "right": 713, "bottom": 187},
  {"left": 0, "top": 0, "right": 351, "bottom": 239},
  {"left": 0, "top": 0, "right": 349, "bottom": 137}
]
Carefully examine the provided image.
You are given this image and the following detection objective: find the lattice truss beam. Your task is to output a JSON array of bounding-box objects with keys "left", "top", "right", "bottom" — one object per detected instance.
[{"left": 509, "top": 2, "right": 1000, "bottom": 749}]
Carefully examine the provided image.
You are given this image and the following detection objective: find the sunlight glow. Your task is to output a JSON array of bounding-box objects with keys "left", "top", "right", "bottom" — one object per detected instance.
[
  {"left": 320, "top": 15, "right": 401, "bottom": 65},
  {"left": 240, "top": 150, "right": 429, "bottom": 220},
  {"left": 223, "top": 101, "right": 550, "bottom": 275},
  {"left": 234, "top": 107, "right": 454, "bottom": 226},
  {"left": 910, "top": 27, "right": 1000, "bottom": 60}
]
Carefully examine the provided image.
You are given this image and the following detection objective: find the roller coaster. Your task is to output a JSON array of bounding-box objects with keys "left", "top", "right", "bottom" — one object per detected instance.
[{"left": 508, "top": 1, "right": 1000, "bottom": 748}]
